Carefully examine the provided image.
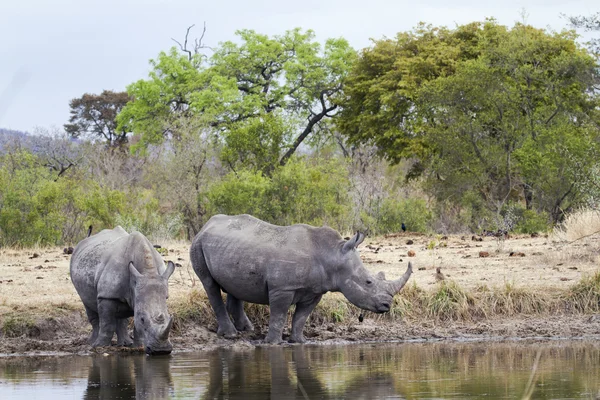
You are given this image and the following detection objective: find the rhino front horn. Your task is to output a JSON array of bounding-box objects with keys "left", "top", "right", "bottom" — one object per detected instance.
[
  {"left": 159, "top": 316, "right": 174, "bottom": 340},
  {"left": 390, "top": 262, "right": 413, "bottom": 294}
]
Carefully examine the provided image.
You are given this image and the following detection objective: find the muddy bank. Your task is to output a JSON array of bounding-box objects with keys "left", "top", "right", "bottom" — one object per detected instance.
[
  {"left": 2, "top": 233, "right": 600, "bottom": 356},
  {"left": 2, "top": 313, "right": 600, "bottom": 357}
]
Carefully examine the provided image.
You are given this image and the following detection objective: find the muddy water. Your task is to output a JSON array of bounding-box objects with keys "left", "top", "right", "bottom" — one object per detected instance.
[{"left": 1, "top": 341, "right": 599, "bottom": 399}]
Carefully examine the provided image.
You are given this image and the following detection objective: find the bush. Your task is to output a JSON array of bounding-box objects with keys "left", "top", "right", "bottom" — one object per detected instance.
[
  {"left": 204, "top": 158, "right": 353, "bottom": 231},
  {"left": 514, "top": 209, "right": 550, "bottom": 234},
  {"left": 376, "top": 197, "right": 432, "bottom": 234}
]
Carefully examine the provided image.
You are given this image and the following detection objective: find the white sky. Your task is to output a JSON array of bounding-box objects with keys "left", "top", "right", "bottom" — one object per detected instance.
[{"left": 0, "top": 0, "right": 597, "bottom": 133}]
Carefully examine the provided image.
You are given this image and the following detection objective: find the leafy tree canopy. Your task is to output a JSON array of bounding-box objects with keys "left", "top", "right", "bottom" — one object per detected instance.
[
  {"left": 117, "top": 28, "right": 356, "bottom": 174},
  {"left": 65, "top": 90, "right": 131, "bottom": 148},
  {"left": 340, "top": 20, "right": 600, "bottom": 222}
]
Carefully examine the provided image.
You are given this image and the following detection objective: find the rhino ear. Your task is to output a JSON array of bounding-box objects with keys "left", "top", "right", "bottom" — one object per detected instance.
[
  {"left": 342, "top": 232, "right": 365, "bottom": 253},
  {"left": 129, "top": 262, "right": 142, "bottom": 281},
  {"left": 376, "top": 271, "right": 386, "bottom": 280},
  {"left": 162, "top": 261, "right": 176, "bottom": 281}
]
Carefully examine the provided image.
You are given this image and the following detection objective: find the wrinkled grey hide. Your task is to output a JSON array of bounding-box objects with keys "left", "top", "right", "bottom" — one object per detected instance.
[
  {"left": 190, "top": 214, "right": 413, "bottom": 344},
  {"left": 70, "top": 227, "right": 175, "bottom": 354}
]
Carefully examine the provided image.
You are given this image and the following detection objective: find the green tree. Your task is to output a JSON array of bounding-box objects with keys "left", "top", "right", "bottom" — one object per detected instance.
[
  {"left": 118, "top": 28, "right": 356, "bottom": 174},
  {"left": 65, "top": 90, "right": 131, "bottom": 148},
  {"left": 565, "top": 11, "right": 600, "bottom": 54},
  {"left": 340, "top": 20, "right": 600, "bottom": 225}
]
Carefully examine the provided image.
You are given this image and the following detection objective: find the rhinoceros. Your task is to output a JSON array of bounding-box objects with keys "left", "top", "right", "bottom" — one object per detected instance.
[
  {"left": 70, "top": 226, "right": 175, "bottom": 354},
  {"left": 190, "top": 214, "right": 413, "bottom": 344}
]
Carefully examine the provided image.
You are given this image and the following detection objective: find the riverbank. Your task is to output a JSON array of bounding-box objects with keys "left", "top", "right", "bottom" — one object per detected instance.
[{"left": 1, "top": 232, "right": 599, "bottom": 355}]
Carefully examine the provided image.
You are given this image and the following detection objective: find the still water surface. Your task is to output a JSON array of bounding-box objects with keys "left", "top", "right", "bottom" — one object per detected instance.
[{"left": 1, "top": 341, "right": 599, "bottom": 399}]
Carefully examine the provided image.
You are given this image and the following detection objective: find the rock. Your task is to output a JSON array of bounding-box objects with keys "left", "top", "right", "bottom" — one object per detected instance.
[
  {"left": 418, "top": 267, "right": 426, "bottom": 271},
  {"left": 479, "top": 251, "right": 490, "bottom": 258},
  {"left": 29, "top": 253, "right": 40, "bottom": 259},
  {"left": 509, "top": 252, "right": 526, "bottom": 257},
  {"left": 63, "top": 247, "right": 74, "bottom": 255},
  {"left": 407, "top": 250, "right": 416, "bottom": 257},
  {"left": 406, "top": 239, "right": 414, "bottom": 245}
]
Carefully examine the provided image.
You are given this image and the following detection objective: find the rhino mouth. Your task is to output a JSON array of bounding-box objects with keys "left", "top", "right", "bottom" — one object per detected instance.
[
  {"left": 145, "top": 342, "right": 173, "bottom": 355},
  {"left": 375, "top": 302, "right": 391, "bottom": 313}
]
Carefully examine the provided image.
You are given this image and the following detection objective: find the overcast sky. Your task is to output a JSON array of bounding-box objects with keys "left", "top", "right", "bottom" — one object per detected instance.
[{"left": 0, "top": 0, "right": 597, "bottom": 133}]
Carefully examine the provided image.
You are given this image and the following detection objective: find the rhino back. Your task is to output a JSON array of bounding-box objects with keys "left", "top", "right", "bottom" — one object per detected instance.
[
  {"left": 95, "top": 232, "right": 165, "bottom": 301},
  {"left": 70, "top": 227, "right": 129, "bottom": 310},
  {"left": 196, "top": 214, "right": 342, "bottom": 303}
]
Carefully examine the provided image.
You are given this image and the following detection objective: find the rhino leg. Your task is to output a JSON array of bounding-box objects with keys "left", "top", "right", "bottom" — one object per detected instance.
[
  {"left": 93, "top": 299, "right": 119, "bottom": 347},
  {"left": 290, "top": 295, "right": 322, "bottom": 343},
  {"left": 226, "top": 294, "right": 254, "bottom": 332},
  {"left": 203, "top": 278, "right": 237, "bottom": 338},
  {"left": 116, "top": 318, "right": 133, "bottom": 346},
  {"left": 192, "top": 245, "right": 237, "bottom": 338},
  {"left": 265, "top": 291, "right": 294, "bottom": 344},
  {"left": 84, "top": 305, "right": 100, "bottom": 345}
]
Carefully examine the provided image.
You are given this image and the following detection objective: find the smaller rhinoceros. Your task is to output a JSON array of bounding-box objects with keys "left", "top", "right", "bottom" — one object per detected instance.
[
  {"left": 190, "top": 214, "right": 413, "bottom": 344},
  {"left": 70, "top": 226, "right": 175, "bottom": 354}
]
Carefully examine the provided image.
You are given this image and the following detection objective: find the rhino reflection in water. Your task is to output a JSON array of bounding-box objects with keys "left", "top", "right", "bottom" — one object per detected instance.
[
  {"left": 191, "top": 214, "right": 413, "bottom": 344},
  {"left": 70, "top": 227, "right": 175, "bottom": 354},
  {"left": 84, "top": 354, "right": 172, "bottom": 400},
  {"left": 203, "top": 346, "right": 401, "bottom": 399}
]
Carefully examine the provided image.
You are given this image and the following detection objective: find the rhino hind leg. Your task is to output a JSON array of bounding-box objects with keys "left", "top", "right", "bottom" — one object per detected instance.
[
  {"left": 116, "top": 318, "right": 133, "bottom": 346},
  {"left": 290, "top": 295, "right": 323, "bottom": 343},
  {"left": 191, "top": 244, "right": 238, "bottom": 338},
  {"left": 84, "top": 305, "right": 100, "bottom": 345},
  {"left": 226, "top": 294, "right": 254, "bottom": 332}
]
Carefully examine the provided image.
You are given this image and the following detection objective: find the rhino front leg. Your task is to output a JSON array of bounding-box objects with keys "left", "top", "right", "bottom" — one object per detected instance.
[
  {"left": 94, "top": 299, "right": 119, "bottom": 347},
  {"left": 290, "top": 295, "right": 323, "bottom": 343},
  {"left": 116, "top": 318, "right": 133, "bottom": 346},
  {"left": 226, "top": 294, "right": 254, "bottom": 332},
  {"left": 265, "top": 291, "right": 294, "bottom": 344}
]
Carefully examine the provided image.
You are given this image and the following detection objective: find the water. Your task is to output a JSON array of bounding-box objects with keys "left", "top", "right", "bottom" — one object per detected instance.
[{"left": 1, "top": 341, "right": 599, "bottom": 399}]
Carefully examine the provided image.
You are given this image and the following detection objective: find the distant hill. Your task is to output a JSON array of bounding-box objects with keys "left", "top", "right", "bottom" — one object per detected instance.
[{"left": 0, "top": 128, "right": 31, "bottom": 151}]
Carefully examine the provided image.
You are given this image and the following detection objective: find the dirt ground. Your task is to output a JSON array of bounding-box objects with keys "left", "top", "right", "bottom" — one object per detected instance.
[{"left": 1, "top": 232, "right": 599, "bottom": 355}]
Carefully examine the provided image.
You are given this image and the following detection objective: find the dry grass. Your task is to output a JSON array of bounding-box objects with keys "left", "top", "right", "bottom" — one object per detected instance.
[
  {"left": 552, "top": 208, "right": 600, "bottom": 242},
  {"left": 2, "top": 228, "right": 600, "bottom": 337}
]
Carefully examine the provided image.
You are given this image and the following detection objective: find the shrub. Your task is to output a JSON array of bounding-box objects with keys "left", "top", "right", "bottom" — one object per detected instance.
[{"left": 376, "top": 197, "right": 432, "bottom": 234}]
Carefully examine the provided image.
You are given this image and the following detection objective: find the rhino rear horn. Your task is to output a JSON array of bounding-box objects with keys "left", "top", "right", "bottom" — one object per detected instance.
[
  {"left": 162, "top": 261, "right": 176, "bottom": 280},
  {"left": 129, "top": 262, "right": 142, "bottom": 280},
  {"left": 342, "top": 232, "right": 365, "bottom": 253}
]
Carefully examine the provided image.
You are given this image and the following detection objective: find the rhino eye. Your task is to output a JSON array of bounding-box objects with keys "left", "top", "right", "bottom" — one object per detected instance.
[
  {"left": 140, "top": 317, "right": 145, "bottom": 324},
  {"left": 366, "top": 280, "right": 372, "bottom": 285}
]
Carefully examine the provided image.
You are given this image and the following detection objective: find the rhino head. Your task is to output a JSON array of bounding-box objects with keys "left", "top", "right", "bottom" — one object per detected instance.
[
  {"left": 336, "top": 233, "right": 412, "bottom": 313},
  {"left": 129, "top": 261, "right": 176, "bottom": 355}
]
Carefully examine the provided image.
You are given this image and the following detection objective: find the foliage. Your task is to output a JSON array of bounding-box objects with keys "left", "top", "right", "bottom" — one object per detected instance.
[
  {"left": 118, "top": 28, "right": 356, "bottom": 172},
  {"left": 565, "top": 11, "right": 600, "bottom": 54},
  {"left": 205, "top": 158, "right": 352, "bottom": 231},
  {"left": 341, "top": 20, "right": 600, "bottom": 224},
  {"left": 373, "top": 197, "right": 432, "bottom": 234},
  {"left": 64, "top": 90, "right": 131, "bottom": 147}
]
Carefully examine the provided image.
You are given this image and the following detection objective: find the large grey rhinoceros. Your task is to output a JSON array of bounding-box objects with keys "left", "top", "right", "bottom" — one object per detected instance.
[
  {"left": 190, "top": 214, "right": 413, "bottom": 344},
  {"left": 70, "top": 226, "right": 175, "bottom": 354}
]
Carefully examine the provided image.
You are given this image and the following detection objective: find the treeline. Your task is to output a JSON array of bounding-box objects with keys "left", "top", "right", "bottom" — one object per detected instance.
[{"left": 1, "top": 18, "right": 599, "bottom": 246}]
